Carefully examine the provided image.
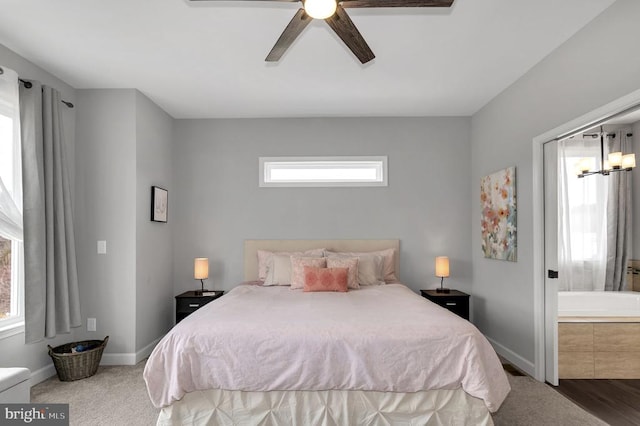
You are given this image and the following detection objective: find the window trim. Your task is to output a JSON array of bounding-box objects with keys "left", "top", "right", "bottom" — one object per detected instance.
[
  {"left": 259, "top": 156, "right": 388, "bottom": 187},
  {"left": 0, "top": 240, "right": 24, "bottom": 341},
  {"left": 0, "top": 69, "right": 25, "bottom": 339}
]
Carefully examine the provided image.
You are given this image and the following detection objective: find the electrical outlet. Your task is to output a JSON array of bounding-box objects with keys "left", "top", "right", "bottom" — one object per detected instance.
[
  {"left": 97, "top": 240, "right": 107, "bottom": 254},
  {"left": 87, "top": 318, "right": 96, "bottom": 332}
]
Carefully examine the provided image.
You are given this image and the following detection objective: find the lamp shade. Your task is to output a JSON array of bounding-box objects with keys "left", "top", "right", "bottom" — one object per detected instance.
[
  {"left": 194, "top": 258, "right": 209, "bottom": 280},
  {"left": 608, "top": 151, "right": 623, "bottom": 169},
  {"left": 622, "top": 153, "right": 636, "bottom": 169},
  {"left": 577, "top": 157, "right": 595, "bottom": 174},
  {"left": 435, "top": 256, "right": 450, "bottom": 278}
]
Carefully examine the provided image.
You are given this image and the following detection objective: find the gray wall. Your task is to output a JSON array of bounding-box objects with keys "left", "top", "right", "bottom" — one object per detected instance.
[
  {"left": 172, "top": 117, "right": 472, "bottom": 296},
  {"left": 74, "top": 89, "right": 137, "bottom": 354},
  {"left": 0, "top": 43, "right": 79, "bottom": 377},
  {"left": 471, "top": 0, "right": 640, "bottom": 367},
  {"left": 75, "top": 89, "right": 175, "bottom": 358},
  {"left": 135, "top": 92, "right": 174, "bottom": 350}
]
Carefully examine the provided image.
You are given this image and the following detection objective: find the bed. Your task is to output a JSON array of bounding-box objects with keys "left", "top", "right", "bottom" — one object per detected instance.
[{"left": 144, "top": 240, "right": 510, "bottom": 425}]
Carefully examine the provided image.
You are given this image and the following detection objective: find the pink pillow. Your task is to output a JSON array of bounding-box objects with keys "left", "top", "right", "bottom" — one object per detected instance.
[
  {"left": 257, "top": 249, "right": 325, "bottom": 281},
  {"left": 303, "top": 266, "right": 348, "bottom": 293},
  {"left": 326, "top": 257, "right": 359, "bottom": 289},
  {"left": 290, "top": 257, "right": 327, "bottom": 290}
]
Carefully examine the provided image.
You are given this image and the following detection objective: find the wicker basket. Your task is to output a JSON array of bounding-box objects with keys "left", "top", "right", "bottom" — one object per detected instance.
[{"left": 47, "top": 336, "right": 109, "bottom": 381}]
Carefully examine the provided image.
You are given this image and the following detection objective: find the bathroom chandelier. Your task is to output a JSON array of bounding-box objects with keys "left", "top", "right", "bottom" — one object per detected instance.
[{"left": 576, "top": 128, "right": 636, "bottom": 178}]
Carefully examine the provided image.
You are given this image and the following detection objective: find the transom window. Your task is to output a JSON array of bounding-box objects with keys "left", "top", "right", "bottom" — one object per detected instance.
[{"left": 259, "top": 156, "right": 388, "bottom": 187}]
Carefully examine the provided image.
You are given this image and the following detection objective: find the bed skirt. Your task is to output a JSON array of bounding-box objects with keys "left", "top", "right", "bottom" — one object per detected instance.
[{"left": 156, "top": 388, "right": 493, "bottom": 425}]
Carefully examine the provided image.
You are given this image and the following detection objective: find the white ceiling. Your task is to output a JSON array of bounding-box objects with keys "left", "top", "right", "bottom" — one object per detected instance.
[{"left": 0, "top": 0, "right": 616, "bottom": 119}]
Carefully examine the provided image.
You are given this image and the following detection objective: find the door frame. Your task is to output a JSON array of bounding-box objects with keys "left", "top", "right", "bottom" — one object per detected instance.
[{"left": 531, "top": 88, "right": 640, "bottom": 382}]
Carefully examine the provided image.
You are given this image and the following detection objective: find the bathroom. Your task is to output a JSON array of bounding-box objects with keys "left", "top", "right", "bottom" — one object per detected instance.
[{"left": 555, "top": 109, "right": 640, "bottom": 380}]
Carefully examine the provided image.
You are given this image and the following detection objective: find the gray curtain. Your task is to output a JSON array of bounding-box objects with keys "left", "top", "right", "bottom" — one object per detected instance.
[
  {"left": 20, "top": 82, "right": 81, "bottom": 343},
  {"left": 604, "top": 130, "right": 633, "bottom": 291}
]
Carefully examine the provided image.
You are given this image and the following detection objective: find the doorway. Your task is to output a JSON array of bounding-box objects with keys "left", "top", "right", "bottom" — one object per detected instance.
[{"left": 532, "top": 88, "right": 640, "bottom": 384}]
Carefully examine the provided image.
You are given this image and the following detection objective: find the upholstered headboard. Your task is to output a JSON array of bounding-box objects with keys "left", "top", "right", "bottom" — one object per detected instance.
[{"left": 243, "top": 239, "right": 400, "bottom": 281}]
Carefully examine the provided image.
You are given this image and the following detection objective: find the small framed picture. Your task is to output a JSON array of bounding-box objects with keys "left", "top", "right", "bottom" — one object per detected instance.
[{"left": 151, "top": 186, "right": 168, "bottom": 223}]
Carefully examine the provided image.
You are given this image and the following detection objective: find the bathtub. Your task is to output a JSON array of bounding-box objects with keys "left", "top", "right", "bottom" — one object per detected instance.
[
  {"left": 557, "top": 291, "right": 640, "bottom": 379},
  {"left": 558, "top": 291, "right": 640, "bottom": 318}
]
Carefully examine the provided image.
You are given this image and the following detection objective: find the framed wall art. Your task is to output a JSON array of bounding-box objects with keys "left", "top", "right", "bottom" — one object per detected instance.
[
  {"left": 480, "top": 167, "right": 516, "bottom": 261},
  {"left": 151, "top": 186, "right": 168, "bottom": 223}
]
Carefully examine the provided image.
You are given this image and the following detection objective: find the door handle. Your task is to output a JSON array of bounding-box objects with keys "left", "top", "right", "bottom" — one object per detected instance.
[{"left": 548, "top": 270, "right": 559, "bottom": 279}]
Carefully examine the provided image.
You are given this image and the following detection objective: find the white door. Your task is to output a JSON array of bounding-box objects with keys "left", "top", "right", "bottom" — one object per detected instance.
[{"left": 543, "top": 140, "right": 559, "bottom": 385}]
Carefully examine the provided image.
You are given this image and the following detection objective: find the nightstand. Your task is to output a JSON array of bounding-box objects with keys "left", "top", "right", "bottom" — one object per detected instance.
[
  {"left": 175, "top": 290, "right": 224, "bottom": 323},
  {"left": 420, "top": 289, "right": 470, "bottom": 320}
]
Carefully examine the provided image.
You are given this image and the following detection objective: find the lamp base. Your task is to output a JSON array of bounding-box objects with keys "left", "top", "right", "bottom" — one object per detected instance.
[
  {"left": 194, "top": 289, "right": 210, "bottom": 296},
  {"left": 435, "top": 287, "right": 450, "bottom": 293}
]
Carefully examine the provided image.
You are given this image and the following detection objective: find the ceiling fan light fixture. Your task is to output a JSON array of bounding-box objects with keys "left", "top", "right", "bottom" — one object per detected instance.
[{"left": 304, "top": 0, "right": 337, "bottom": 19}]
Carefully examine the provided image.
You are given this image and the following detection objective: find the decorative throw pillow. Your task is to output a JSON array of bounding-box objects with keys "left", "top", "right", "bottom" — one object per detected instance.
[
  {"left": 290, "top": 257, "right": 327, "bottom": 290},
  {"left": 264, "top": 254, "right": 295, "bottom": 286},
  {"left": 326, "top": 257, "right": 359, "bottom": 289},
  {"left": 327, "top": 249, "right": 397, "bottom": 283},
  {"left": 257, "top": 249, "right": 325, "bottom": 281},
  {"left": 326, "top": 252, "right": 384, "bottom": 285},
  {"left": 303, "top": 266, "right": 348, "bottom": 292}
]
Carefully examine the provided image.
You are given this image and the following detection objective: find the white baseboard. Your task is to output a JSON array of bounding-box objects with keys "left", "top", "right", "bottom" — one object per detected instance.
[
  {"left": 27, "top": 336, "right": 164, "bottom": 387},
  {"left": 29, "top": 364, "right": 57, "bottom": 387},
  {"left": 100, "top": 352, "right": 137, "bottom": 366},
  {"left": 135, "top": 336, "right": 162, "bottom": 364},
  {"left": 100, "top": 336, "right": 163, "bottom": 366},
  {"left": 486, "top": 336, "right": 536, "bottom": 378}
]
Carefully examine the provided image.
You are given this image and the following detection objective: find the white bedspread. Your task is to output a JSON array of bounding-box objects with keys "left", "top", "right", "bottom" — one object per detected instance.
[{"left": 144, "top": 284, "right": 510, "bottom": 412}]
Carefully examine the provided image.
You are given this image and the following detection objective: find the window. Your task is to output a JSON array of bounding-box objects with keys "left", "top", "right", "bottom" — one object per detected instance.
[
  {"left": 560, "top": 143, "right": 608, "bottom": 262},
  {"left": 259, "top": 156, "right": 387, "bottom": 187},
  {"left": 0, "top": 66, "right": 24, "bottom": 336}
]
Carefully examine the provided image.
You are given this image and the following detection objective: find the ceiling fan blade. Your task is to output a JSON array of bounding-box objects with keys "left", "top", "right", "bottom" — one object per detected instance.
[
  {"left": 325, "top": 6, "right": 375, "bottom": 64},
  {"left": 266, "top": 9, "right": 313, "bottom": 62},
  {"left": 341, "top": 0, "right": 453, "bottom": 8}
]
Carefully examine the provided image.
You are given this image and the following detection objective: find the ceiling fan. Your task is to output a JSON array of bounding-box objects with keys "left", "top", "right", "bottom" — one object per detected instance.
[{"left": 189, "top": 0, "right": 454, "bottom": 64}]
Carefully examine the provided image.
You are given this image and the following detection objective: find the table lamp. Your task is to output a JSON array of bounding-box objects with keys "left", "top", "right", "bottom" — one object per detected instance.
[
  {"left": 435, "top": 256, "right": 450, "bottom": 293},
  {"left": 194, "top": 257, "right": 209, "bottom": 295}
]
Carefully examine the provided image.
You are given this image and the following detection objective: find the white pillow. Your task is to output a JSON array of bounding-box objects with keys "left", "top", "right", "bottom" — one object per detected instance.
[
  {"left": 257, "top": 248, "right": 325, "bottom": 281},
  {"left": 326, "top": 249, "right": 397, "bottom": 283},
  {"left": 326, "top": 252, "right": 384, "bottom": 286},
  {"left": 263, "top": 254, "right": 294, "bottom": 286},
  {"left": 263, "top": 253, "right": 325, "bottom": 286}
]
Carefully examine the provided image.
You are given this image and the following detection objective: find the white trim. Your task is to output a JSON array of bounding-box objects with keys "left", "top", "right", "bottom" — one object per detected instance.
[
  {"left": 100, "top": 336, "right": 163, "bottom": 366},
  {"left": 532, "top": 88, "right": 640, "bottom": 383},
  {"left": 135, "top": 336, "right": 162, "bottom": 364},
  {"left": 100, "top": 352, "right": 136, "bottom": 366},
  {"left": 28, "top": 364, "right": 56, "bottom": 387},
  {"left": 486, "top": 336, "right": 536, "bottom": 378},
  {"left": 259, "top": 156, "right": 388, "bottom": 187},
  {"left": 0, "top": 321, "right": 24, "bottom": 340},
  {"left": 28, "top": 336, "right": 165, "bottom": 387}
]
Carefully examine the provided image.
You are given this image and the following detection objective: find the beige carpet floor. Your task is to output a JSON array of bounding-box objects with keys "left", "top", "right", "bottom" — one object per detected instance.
[{"left": 31, "top": 361, "right": 608, "bottom": 425}]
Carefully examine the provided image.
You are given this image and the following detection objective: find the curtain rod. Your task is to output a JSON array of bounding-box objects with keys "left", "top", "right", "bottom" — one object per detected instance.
[
  {"left": 555, "top": 103, "right": 640, "bottom": 142},
  {"left": 0, "top": 66, "right": 74, "bottom": 108},
  {"left": 18, "top": 78, "right": 74, "bottom": 108},
  {"left": 582, "top": 132, "right": 633, "bottom": 138}
]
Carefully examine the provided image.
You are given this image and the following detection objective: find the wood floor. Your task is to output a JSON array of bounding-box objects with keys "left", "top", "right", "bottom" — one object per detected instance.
[{"left": 553, "top": 379, "right": 640, "bottom": 426}]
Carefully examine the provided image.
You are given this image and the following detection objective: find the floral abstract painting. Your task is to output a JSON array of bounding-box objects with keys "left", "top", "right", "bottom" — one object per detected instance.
[{"left": 481, "top": 167, "right": 517, "bottom": 261}]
